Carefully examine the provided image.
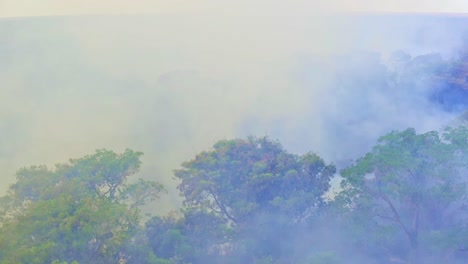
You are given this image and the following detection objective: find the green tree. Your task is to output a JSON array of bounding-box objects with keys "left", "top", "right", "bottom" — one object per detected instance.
[
  {"left": 337, "top": 126, "right": 468, "bottom": 263},
  {"left": 173, "top": 137, "right": 335, "bottom": 261},
  {"left": 0, "top": 149, "right": 165, "bottom": 264},
  {"left": 146, "top": 208, "right": 229, "bottom": 264}
]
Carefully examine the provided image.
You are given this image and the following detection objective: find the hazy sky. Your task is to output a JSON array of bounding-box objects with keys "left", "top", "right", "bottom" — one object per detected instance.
[
  {"left": 1, "top": 0, "right": 468, "bottom": 17},
  {"left": 0, "top": 2, "right": 467, "bottom": 213}
]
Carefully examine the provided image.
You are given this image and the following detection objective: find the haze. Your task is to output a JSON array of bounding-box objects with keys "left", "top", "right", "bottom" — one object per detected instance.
[
  {"left": 1, "top": 0, "right": 468, "bottom": 17},
  {"left": 1, "top": 3, "right": 467, "bottom": 212}
]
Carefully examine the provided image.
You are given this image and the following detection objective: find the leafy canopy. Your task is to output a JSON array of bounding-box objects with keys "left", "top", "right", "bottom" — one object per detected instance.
[
  {"left": 337, "top": 126, "right": 467, "bottom": 263},
  {"left": 0, "top": 149, "right": 165, "bottom": 264}
]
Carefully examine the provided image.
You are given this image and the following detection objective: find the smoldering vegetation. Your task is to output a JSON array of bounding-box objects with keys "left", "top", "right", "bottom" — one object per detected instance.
[{"left": 0, "top": 13, "right": 467, "bottom": 264}]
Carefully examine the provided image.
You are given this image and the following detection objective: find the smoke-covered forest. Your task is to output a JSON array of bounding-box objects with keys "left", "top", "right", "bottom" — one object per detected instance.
[{"left": 0, "top": 13, "right": 468, "bottom": 264}]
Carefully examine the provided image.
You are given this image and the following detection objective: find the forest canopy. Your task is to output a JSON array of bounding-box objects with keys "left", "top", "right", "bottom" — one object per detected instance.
[{"left": 0, "top": 121, "right": 466, "bottom": 264}]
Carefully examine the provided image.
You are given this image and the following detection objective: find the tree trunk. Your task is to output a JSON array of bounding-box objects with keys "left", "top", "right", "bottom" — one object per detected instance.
[{"left": 408, "top": 232, "right": 421, "bottom": 264}]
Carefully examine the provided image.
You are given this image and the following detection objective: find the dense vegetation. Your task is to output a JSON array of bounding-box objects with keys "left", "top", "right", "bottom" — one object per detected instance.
[{"left": 0, "top": 121, "right": 466, "bottom": 263}]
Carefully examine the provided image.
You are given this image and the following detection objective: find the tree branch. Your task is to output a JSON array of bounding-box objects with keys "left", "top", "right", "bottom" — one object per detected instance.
[
  {"left": 374, "top": 213, "right": 398, "bottom": 222},
  {"left": 373, "top": 170, "right": 413, "bottom": 240},
  {"left": 208, "top": 188, "right": 237, "bottom": 224}
]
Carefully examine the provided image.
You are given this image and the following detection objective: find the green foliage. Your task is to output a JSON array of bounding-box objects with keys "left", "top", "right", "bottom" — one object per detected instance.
[
  {"left": 337, "top": 127, "right": 468, "bottom": 263},
  {"left": 175, "top": 137, "right": 335, "bottom": 224},
  {"left": 146, "top": 208, "right": 229, "bottom": 263},
  {"left": 50, "top": 261, "right": 80, "bottom": 264},
  {"left": 1, "top": 124, "right": 466, "bottom": 263},
  {"left": 173, "top": 136, "right": 335, "bottom": 261},
  {"left": 0, "top": 149, "right": 165, "bottom": 264}
]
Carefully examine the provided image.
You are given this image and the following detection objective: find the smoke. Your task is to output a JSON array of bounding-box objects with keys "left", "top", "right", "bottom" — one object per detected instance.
[
  {"left": 0, "top": 12, "right": 467, "bottom": 212},
  {"left": 1, "top": 1, "right": 468, "bottom": 17}
]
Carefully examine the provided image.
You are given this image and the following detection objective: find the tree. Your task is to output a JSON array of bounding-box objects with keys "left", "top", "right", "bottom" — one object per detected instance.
[
  {"left": 173, "top": 137, "right": 335, "bottom": 261},
  {"left": 0, "top": 149, "right": 165, "bottom": 264},
  {"left": 337, "top": 126, "right": 468, "bottom": 263},
  {"left": 146, "top": 208, "right": 229, "bottom": 264}
]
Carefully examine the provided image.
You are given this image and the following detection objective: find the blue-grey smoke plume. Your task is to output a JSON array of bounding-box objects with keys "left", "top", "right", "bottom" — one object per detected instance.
[{"left": 0, "top": 14, "right": 467, "bottom": 211}]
